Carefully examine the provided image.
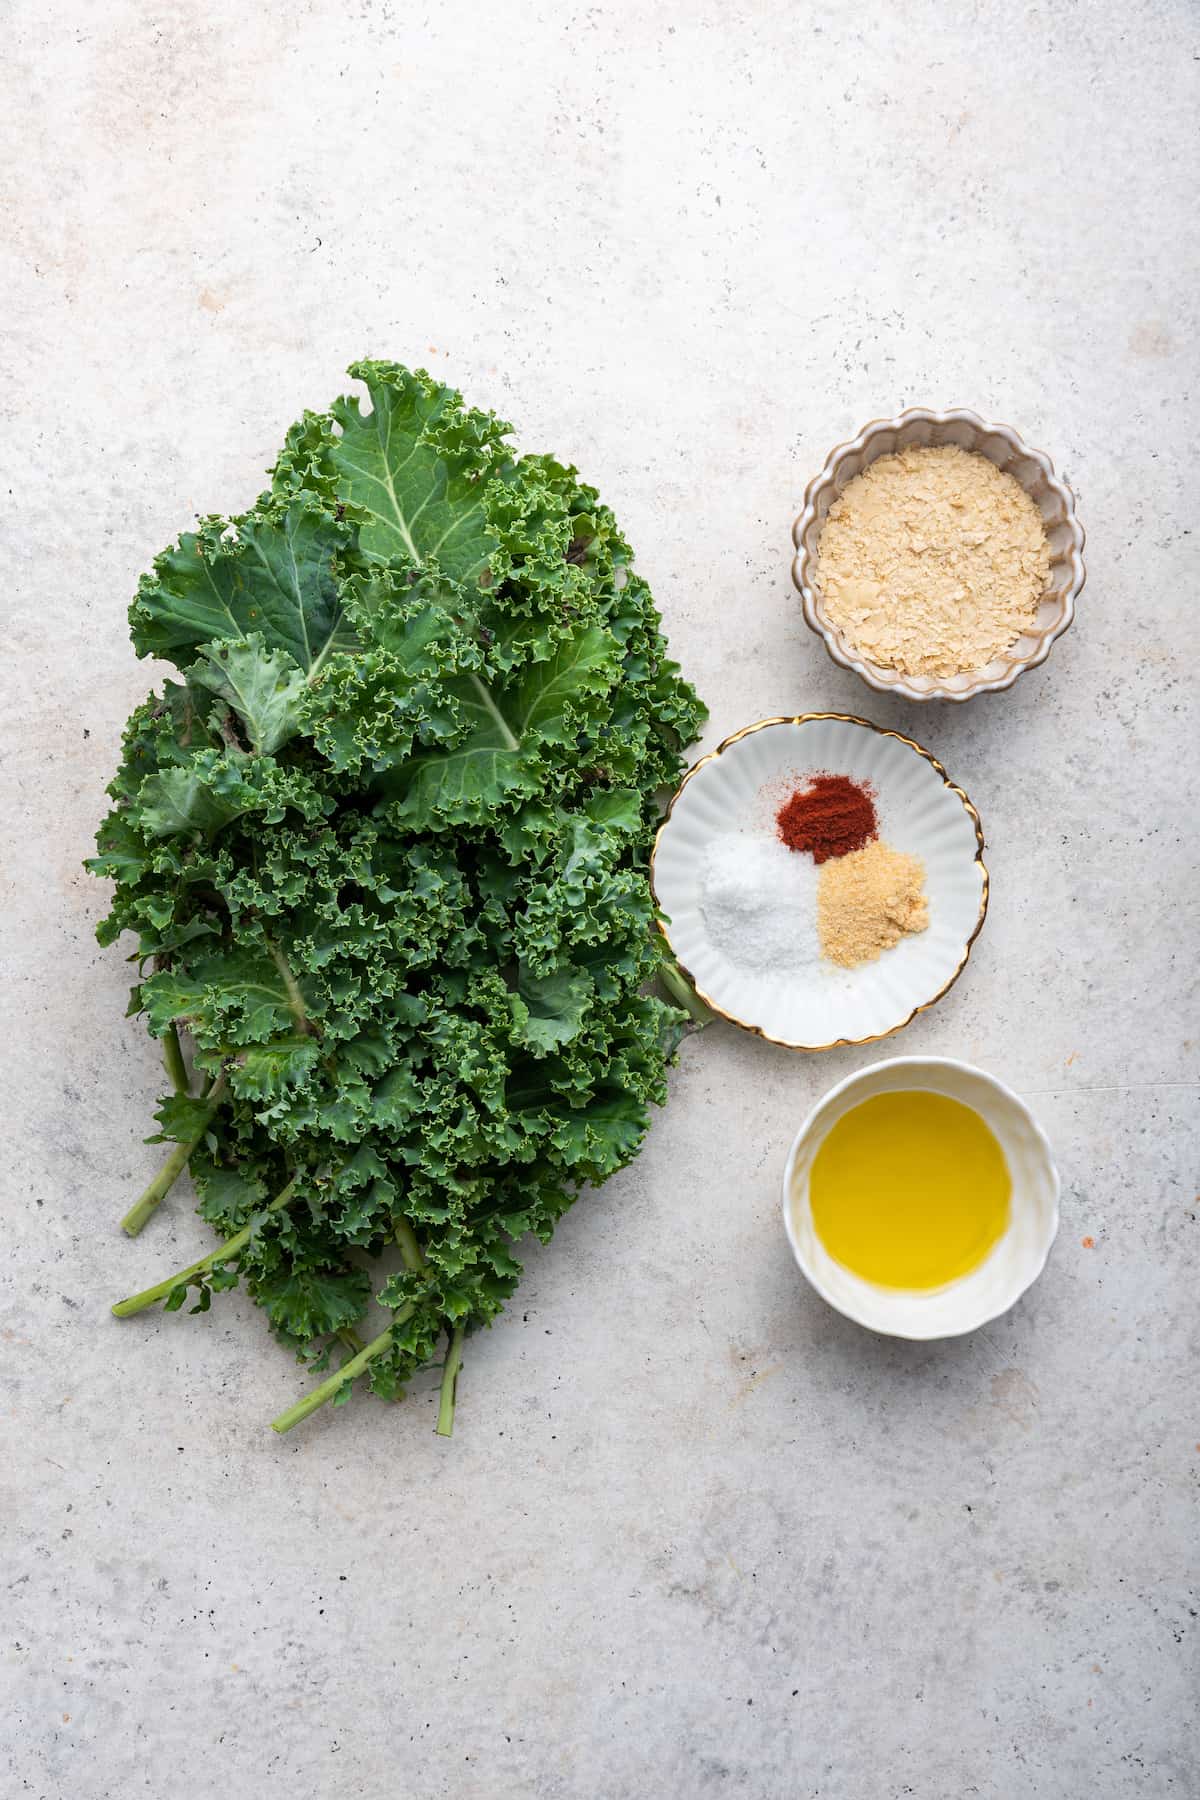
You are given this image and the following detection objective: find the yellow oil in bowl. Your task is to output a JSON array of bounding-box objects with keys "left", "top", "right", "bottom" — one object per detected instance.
[{"left": 809, "top": 1090, "right": 1011, "bottom": 1290}]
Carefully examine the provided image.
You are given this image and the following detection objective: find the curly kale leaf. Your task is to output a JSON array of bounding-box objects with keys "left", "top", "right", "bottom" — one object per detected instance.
[
  {"left": 188, "top": 635, "right": 309, "bottom": 756},
  {"left": 382, "top": 623, "right": 618, "bottom": 826},
  {"left": 129, "top": 498, "right": 357, "bottom": 675},
  {"left": 299, "top": 359, "right": 509, "bottom": 581},
  {"left": 94, "top": 359, "right": 707, "bottom": 1438}
]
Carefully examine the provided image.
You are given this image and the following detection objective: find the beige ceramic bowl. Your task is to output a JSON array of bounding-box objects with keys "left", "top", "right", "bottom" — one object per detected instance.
[{"left": 791, "top": 407, "right": 1086, "bottom": 702}]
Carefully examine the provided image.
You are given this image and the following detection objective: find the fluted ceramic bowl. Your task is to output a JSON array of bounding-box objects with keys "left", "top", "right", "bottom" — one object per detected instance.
[
  {"left": 791, "top": 407, "right": 1086, "bottom": 702},
  {"left": 651, "top": 715, "right": 987, "bottom": 1051},
  {"left": 782, "top": 1056, "right": 1060, "bottom": 1338}
]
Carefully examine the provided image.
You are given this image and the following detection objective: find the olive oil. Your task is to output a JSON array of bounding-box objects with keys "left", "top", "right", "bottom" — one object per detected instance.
[{"left": 809, "top": 1091, "right": 1010, "bottom": 1290}]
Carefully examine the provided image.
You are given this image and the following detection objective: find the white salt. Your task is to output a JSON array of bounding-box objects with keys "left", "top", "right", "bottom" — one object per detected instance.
[{"left": 699, "top": 832, "right": 822, "bottom": 974}]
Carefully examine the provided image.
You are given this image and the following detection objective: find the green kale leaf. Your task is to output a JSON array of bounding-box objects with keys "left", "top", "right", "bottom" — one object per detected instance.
[
  {"left": 93, "top": 360, "right": 707, "bottom": 1439},
  {"left": 188, "top": 635, "right": 309, "bottom": 756}
]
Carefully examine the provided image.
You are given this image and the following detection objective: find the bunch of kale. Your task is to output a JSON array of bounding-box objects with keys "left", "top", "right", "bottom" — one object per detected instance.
[{"left": 89, "top": 361, "right": 706, "bottom": 1433}]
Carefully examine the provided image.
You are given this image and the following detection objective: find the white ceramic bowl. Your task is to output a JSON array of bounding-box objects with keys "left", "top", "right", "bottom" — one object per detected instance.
[
  {"left": 782, "top": 1057, "right": 1060, "bottom": 1339},
  {"left": 791, "top": 407, "right": 1086, "bottom": 702},
  {"left": 651, "top": 715, "right": 987, "bottom": 1051}
]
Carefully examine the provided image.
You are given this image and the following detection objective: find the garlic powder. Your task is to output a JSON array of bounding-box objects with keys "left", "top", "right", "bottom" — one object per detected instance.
[
  {"left": 814, "top": 444, "right": 1051, "bottom": 678},
  {"left": 817, "top": 839, "right": 929, "bottom": 969}
]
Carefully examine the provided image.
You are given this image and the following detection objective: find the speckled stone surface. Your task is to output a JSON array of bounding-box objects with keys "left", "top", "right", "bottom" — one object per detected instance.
[{"left": 3, "top": 4, "right": 1197, "bottom": 1796}]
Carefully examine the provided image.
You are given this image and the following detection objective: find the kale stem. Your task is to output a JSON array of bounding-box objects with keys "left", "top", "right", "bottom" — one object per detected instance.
[
  {"left": 337, "top": 1327, "right": 365, "bottom": 1355},
  {"left": 394, "top": 1217, "right": 427, "bottom": 1273},
  {"left": 658, "top": 956, "right": 715, "bottom": 1026},
  {"left": 112, "top": 1176, "right": 298, "bottom": 1316},
  {"left": 435, "top": 1325, "right": 466, "bottom": 1438},
  {"left": 121, "top": 1070, "right": 229, "bottom": 1237},
  {"left": 270, "top": 1303, "right": 416, "bottom": 1435},
  {"left": 266, "top": 938, "right": 315, "bottom": 1036},
  {"left": 162, "top": 1024, "right": 190, "bottom": 1096}
]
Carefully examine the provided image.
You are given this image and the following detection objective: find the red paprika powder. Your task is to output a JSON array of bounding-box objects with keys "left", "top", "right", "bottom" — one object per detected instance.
[{"left": 776, "top": 773, "right": 877, "bottom": 863}]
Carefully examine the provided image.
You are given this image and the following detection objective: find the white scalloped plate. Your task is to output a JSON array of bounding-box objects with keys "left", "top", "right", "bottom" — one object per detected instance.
[
  {"left": 782, "top": 1057, "right": 1059, "bottom": 1338},
  {"left": 651, "top": 716, "right": 987, "bottom": 1051}
]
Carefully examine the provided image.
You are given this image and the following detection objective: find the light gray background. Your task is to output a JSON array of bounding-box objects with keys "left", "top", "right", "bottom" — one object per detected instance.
[{"left": 3, "top": 3, "right": 1197, "bottom": 1796}]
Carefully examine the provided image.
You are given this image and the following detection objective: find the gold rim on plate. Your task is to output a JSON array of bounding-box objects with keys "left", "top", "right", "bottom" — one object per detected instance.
[{"left": 649, "top": 713, "right": 989, "bottom": 1052}]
